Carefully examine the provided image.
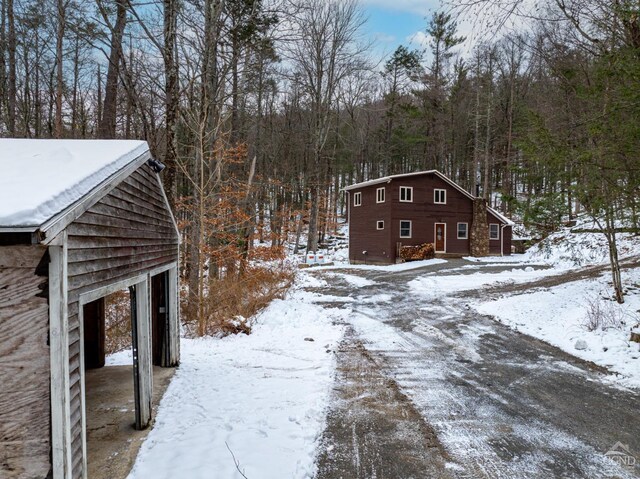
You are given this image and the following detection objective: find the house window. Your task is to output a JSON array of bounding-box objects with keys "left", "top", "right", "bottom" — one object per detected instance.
[
  {"left": 489, "top": 223, "right": 500, "bottom": 240},
  {"left": 376, "top": 220, "right": 384, "bottom": 230},
  {"left": 376, "top": 187, "right": 385, "bottom": 203},
  {"left": 400, "top": 220, "right": 412, "bottom": 238},
  {"left": 353, "top": 192, "right": 361, "bottom": 207},
  {"left": 399, "top": 186, "right": 413, "bottom": 202},
  {"left": 434, "top": 189, "right": 446, "bottom": 204},
  {"left": 457, "top": 222, "right": 468, "bottom": 239}
]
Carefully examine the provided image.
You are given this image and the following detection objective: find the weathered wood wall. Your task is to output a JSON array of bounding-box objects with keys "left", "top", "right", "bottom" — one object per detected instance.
[
  {"left": 0, "top": 245, "right": 51, "bottom": 479},
  {"left": 66, "top": 163, "right": 179, "bottom": 479}
]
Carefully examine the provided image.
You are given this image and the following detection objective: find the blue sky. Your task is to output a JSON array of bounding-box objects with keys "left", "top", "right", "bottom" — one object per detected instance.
[{"left": 360, "top": 0, "right": 441, "bottom": 63}]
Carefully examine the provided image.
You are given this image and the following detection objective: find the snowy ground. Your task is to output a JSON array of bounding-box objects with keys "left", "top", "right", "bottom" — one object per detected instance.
[
  {"left": 122, "top": 222, "right": 640, "bottom": 478},
  {"left": 126, "top": 285, "right": 347, "bottom": 479}
]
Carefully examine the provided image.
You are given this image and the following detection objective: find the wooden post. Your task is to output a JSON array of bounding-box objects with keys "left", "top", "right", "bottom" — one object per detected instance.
[
  {"left": 49, "top": 235, "right": 73, "bottom": 479},
  {"left": 168, "top": 265, "right": 180, "bottom": 366},
  {"left": 132, "top": 278, "right": 153, "bottom": 429}
]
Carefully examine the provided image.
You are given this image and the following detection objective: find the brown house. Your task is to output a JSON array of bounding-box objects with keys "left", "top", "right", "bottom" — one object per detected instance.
[
  {"left": 345, "top": 170, "right": 512, "bottom": 264},
  {"left": 0, "top": 139, "right": 180, "bottom": 479}
]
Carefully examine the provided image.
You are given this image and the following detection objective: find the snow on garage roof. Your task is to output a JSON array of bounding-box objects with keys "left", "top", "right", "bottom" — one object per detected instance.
[{"left": 0, "top": 139, "right": 150, "bottom": 230}]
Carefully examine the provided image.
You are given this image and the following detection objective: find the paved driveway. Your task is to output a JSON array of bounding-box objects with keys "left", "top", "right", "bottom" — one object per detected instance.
[{"left": 311, "top": 259, "right": 640, "bottom": 479}]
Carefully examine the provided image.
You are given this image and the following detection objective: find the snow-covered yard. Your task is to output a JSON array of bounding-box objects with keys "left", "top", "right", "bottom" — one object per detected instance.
[{"left": 126, "top": 284, "right": 347, "bottom": 479}]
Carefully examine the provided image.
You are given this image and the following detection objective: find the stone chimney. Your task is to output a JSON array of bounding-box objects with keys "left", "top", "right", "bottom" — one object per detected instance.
[{"left": 470, "top": 198, "right": 490, "bottom": 257}]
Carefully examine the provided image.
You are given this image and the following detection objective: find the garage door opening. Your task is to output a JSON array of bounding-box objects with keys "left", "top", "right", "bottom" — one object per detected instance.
[{"left": 82, "top": 273, "right": 176, "bottom": 479}]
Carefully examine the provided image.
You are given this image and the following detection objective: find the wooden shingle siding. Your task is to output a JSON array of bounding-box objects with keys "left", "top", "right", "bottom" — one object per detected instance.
[
  {"left": 0, "top": 246, "right": 51, "bottom": 479},
  {"left": 65, "top": 163, "right": 179, "bottom": 479}
]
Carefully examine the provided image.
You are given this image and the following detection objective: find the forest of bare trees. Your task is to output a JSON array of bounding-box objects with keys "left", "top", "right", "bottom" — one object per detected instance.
[{"left": 0, "top": 0, "right": 638, "bottom": 327}]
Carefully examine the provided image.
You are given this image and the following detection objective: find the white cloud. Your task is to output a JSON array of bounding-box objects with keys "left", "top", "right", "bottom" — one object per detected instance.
[
  {"left": 375, "top": 32, "right": 397, "bottom": 43},
  {"left": 406, "top": 30, "right": 429, "bottom": 49}
]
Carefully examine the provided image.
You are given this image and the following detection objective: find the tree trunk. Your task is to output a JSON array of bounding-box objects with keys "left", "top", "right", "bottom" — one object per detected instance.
[
  {"left": 99, "top": 0, "right": 127, "bottom": 139},
  {"left": 163, "top": 0, "right": 178, "bottom": 207},
  {"left": 7, "top": 0, "right": 16, "bottom": 135},
  {"left": 55, "top": 0, "right": 65, "bottom": 138}
]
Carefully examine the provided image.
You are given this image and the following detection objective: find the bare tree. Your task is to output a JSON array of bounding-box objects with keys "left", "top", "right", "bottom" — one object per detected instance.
[{"left": 286, "top": 0, "right": 367, "bottom": 253}]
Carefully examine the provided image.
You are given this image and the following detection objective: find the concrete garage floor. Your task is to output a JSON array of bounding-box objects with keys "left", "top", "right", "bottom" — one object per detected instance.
[{"left": 85, "top": 365, "right": 175, "bottom": 479}]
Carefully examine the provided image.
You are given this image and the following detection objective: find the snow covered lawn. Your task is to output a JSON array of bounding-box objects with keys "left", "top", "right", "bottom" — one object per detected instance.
[
  {"left": 475, "top": 269, "right": 640, "bottom": 388},
  {"left": 127, "top": 282, "right": 346, "bottom": 479}
]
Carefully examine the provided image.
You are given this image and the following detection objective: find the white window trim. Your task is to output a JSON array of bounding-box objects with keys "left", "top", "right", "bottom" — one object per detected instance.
[
  {"left": 353, "top": 192, "right": 362, "bottom": 207},
  {"left": 457, "top": 222, "right": 468, "bottom": 239},
  {"left": 399, "top": 186, "right": 413, "bottom": 203},
  {"left": 399, "top": 220, "right": 412, "bottom": 238},
  {"left": 434, "top": 223, "right": 447, "bottom": 252},
  {"left": 376, "top": 187, "right": 385, "bottom": 203},
  {"left": 434, "top": 188, "right": 447, "bottom": 204},
  {"left": 489, "top": 223, "right": 500, "bottom": 240},
  {"left": 376, "top": 220, "right": 384, "bottom": 230}
]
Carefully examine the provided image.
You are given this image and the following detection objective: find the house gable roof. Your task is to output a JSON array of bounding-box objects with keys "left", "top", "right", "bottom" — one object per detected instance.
[
  {"left": 344, "top": 170, "right": 513, "bottom": 225},
  {"left": 0, "top": 139, "right": 153, "bottom": 238}
]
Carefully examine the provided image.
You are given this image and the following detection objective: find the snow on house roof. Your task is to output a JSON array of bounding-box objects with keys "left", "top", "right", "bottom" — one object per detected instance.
[
  {"left": 0, "top": 139, "right": 149, "bottom": 230},
  {"left": 344, "top": 170, "right": 514, "bottom": 225}
]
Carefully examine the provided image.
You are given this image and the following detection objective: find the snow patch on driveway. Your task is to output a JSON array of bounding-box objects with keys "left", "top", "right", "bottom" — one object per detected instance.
[
  {"left": 408, "top": 267, "right": 559, "bottom": 298},
  {"left": 324, "top": 272, "right": 376, "bottom": 287},
  {"left": 127, "top": 289, "right": 346, "bottom": 479}
]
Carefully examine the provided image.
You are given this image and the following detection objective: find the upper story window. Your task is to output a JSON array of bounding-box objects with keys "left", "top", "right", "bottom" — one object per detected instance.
[
  {"left": 457, "top": 222, "right": 468, "bottom": 239},
  {"left": 376, "top": 220, "right": 384, "bottom": 230},
  {"left": 376, "top": 187, "right": 385, "bottom": 203},
  {"left": 399, "top": 186, "right": 413, "bottom": 202},
  {"left": 353, "top": 192, "right": 362, "bottom": 207},
  {"left": 434, "top": 189, "right": 446, "bottom": 204},
  {"left": 400, "top": 220, "right": 412, "bottom": 238},
  {"left": 489, "top": 223, "right": 500, "bottom": 240}
]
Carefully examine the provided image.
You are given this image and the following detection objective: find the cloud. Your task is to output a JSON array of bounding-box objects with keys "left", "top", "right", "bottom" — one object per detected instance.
[
  {"left": 406, "top": 30, "right": 429, "bottom": 49},
  {"left": 375, "top": 32, "right": 397, "bottom": 43}
]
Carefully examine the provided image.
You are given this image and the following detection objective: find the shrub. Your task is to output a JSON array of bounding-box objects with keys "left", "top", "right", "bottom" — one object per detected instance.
[
  {"left": 583, "top": 296, "right": 626, "bottom": 332},
  {"left": 181, "top": 263, "right": 295, "bottom": 337},
  {"left": 105, "top": 290, "right": 132, "bottom": 355}
]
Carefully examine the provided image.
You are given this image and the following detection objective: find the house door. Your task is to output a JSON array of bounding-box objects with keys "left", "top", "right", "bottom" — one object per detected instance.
[{"left": 435, "top": 223, "right": 446, "bottom": 252}]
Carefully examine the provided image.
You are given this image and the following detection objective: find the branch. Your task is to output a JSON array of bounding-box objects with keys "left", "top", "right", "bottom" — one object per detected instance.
[{"left": 225, "top": 442, "right": 249, "bottom": 479}]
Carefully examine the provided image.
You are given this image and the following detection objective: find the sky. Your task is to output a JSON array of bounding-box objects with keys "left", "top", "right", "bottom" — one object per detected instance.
[
  {"left": 358, "top": 0, "right": 526, "bottom": 66},
  {"left": 360, "top": 0, "right": 440, "bottom": 63}
]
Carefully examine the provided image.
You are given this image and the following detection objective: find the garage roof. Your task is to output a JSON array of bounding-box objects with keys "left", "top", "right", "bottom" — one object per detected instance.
[{"left": 0, "top": 139, "right": 150, "bottom": 232}]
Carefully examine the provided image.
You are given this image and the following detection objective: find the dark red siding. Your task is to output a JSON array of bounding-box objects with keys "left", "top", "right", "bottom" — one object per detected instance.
[
  {"left": 347, "top": 172, "right": 512, "bottom": 264},
  {"left": 348, "top": 184, "right": 393, "bottom": 263}
]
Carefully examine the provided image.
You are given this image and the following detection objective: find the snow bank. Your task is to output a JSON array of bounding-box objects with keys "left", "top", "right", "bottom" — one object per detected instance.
[
  {"left": 525, "top": 217, "right": 640, "bottom": 268},
  {"left": 475, "top": 269, "right": 640, "bottom": 388},
  {"left": 127, "top": 288, "right": 346, "bottom": 479},
  {"left": 0, "top": 139, "right": 148, "bottom": 227}
]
